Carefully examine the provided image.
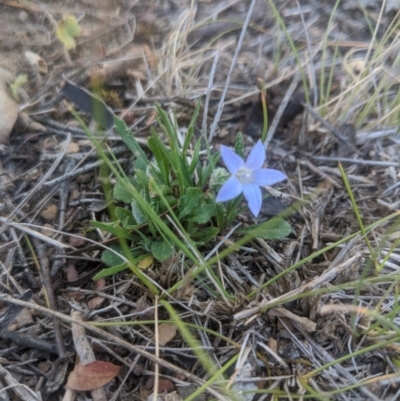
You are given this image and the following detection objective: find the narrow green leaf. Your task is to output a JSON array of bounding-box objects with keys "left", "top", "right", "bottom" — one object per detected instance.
[
  {"left": 114, "top": 117, "right": 149, "bottom": 171},
  {"left": 238, "top": 218, "right": 291, "bottom": 240},
  {"left": 148, "top": 135, "right": 170, "bottom": 185},
  {"left": 188, "top": 137, "right": 202, "bottom": 175},
  {"left": 178, "top": 155, "right": 194, "bottom": 188},
  {"left": 101, "top": 246, "right": 144, "bottom": 267},
  {"left": 96, "top": 252, "right": 151, "bottom": 280},
  {"left": 183, "top": 98, "right": 201, "bottom": 153},
  {"left": 91, "top": 220, "right": 135, "bottom": 240},
  {"left": 191, "top": 226, "right": 219, "bottom": 243},
  {"left": 234, "top": 132, "right": 245, "bottom": 158},
  {"left": 200, "top": 151, "right": 220, "bottom": 185},
  {"left": 93, "top": 263, "right": 127, "bottom": 280}
]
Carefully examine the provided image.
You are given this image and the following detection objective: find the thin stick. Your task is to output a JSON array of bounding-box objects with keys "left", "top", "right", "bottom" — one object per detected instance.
[
  {"left": 208, "top": 0, "right": 258, "bottom": 142},
  {"left": 264, "top": 75, "right": 299, "bottom": 151}
]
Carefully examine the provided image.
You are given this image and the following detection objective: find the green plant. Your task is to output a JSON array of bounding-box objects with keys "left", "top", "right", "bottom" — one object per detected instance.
[{"left": 91, "top": 104, "right": 290, "bottom": 280}]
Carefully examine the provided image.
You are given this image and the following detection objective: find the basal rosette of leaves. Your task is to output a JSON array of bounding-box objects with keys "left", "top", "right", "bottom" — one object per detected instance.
[{"left": 92, "top": 104, "right": 291, "bottom": 281}]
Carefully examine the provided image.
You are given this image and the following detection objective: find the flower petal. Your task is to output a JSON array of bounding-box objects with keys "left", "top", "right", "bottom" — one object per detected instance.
[
  {"left": 242, "top": 184, "right": 262, "bottom": 217},
  {"left": 220, "top": 145, "right": 244, "bottom": 174},
  {"left": 252, "top": 169, "right": 287, "bottom": 186},
  {"left": 244, "top": 140, "right": 265, "bottom": 170},
  {"left": 216, "top": 176, "right": 243, "bottom": 202}
]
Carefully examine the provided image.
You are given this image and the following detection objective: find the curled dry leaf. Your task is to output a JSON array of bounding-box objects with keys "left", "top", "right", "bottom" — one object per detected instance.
[
  {"left": 66, "top": 361, "right": 121, "bottom": 391},
  {"left": 24, "top": 51, "right": 48, "bottom": 74},
  {"left": 156, "top": 323, "right": 177, "bottom": 346}
]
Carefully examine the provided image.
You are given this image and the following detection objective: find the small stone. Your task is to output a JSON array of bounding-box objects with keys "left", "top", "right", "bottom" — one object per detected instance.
[
  {"left": 38, "top": 361, "right": 51, "bottom": 373},
  {"left": 69, "top": 234, "right": 86, "bottom": 248},
  {"left": 66, "top": 264, "right": 79, "bottom": 282}
]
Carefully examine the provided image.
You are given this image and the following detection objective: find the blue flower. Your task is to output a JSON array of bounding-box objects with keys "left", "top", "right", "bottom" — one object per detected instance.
[{"left": 216, "top": 140, "right": 287, "bottom": 217}]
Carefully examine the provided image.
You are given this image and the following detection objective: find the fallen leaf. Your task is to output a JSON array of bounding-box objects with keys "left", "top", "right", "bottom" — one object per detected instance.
[
  {"left": 25, "top": 51, "right": 48, "bottom": 74},
  {"left": 138, "top": 255, "right": 153, "bottom": 269},
  {"left": 156, "top": 323, "right": 177, "bottom": 346},
  {"left": 41, "top": 204, "right": 58, "bottom": 221},
  {"left": 66, "top": 361, "right": 121, "bottom": 391},
  {"left": 88, "top": 296, "right": 105, "bottom": 310},
  {"left": 136, "top": 296, "right": 154, "bottom": 320},
  {"left": 145, "top": 377, "right": 175, "bottom": 393}
]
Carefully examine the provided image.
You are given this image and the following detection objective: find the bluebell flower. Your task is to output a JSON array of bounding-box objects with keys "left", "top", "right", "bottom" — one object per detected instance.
[{"left": 216, "top": 140, "right": 287, "bottom": 217}]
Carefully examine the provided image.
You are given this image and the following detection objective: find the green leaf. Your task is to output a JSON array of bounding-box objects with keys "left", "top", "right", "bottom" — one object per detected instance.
[
  {"left": 91, "top": 220, "right": 135, "bottom": 240},
  {"left": 115, "top": 207, "right": 136, "bottom": 227},
  {"left": 114, "top": 117, "right": 149, "bottom": 171},
  {"left": 148, "top": 177, "right": 171, "bottom": 197},
  {"left": 156, "top": 195, "right": 178, "bottom": 213},
  {"left": 238, "top": 218, "right": 291, "bottom": 240},
  {"left": 209, "top": 167, "right": 229, "bottom": 190},
  {"left": 183, "top": 98, "right": 201, "bottom": 153},
  {"left": 56, "top": 15, "right": 81, "bottom": 50},
  {"left": 191, "top": 226, "right": 219, "bottom": 243},
  {"left": 96, "top": 252, "right": 150, "bottom": 280},
  {"left": 188, "top": 202, "right": 214, "bottom": 224},
  {"left": 148, "top": 135, "right": 170, "bottom": 185},
  {"left": 101, "top": 246, "right": 144, "bottom": 267},
  {"left": 151, "top": 239, "right": 173, "bottom": 262},
  {"left": 131, "top": 199, "right": 146, "bottom": 224},
  {"left": 178, "top": 188, "right": 203, "bottom": 219},
  {"left": 200, "top": 150, "right": 220, "bottom": 186},
  {"left": 178, "top": 155, "right": 193, "bottom": 187},
  {"left": 155, "top": 105, "right": 177, "bottom": 148},
  {"left": 93, "top": 263, "right": 127, "bottom": 280},
  {"left": 188, "top": 138, "right": 202, "bottom": 175},
  {"left": 135, "top": 169, "right": 150, "bottom": 194},
  {"left": 114, "top": 179, "right": 134, "bottom": 203},
  {"left": 234, "top": 132, "right": 245, "bottom": 158}
]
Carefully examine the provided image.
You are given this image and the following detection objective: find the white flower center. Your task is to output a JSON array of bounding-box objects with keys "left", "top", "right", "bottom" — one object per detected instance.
[{"left": 235, "top": 166, "right": 254, "bottom": 185}]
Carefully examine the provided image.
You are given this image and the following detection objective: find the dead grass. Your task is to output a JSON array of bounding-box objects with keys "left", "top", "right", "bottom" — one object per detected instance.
[{"left": 1, "top": 1, "right": 400, "bottom": 400}]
